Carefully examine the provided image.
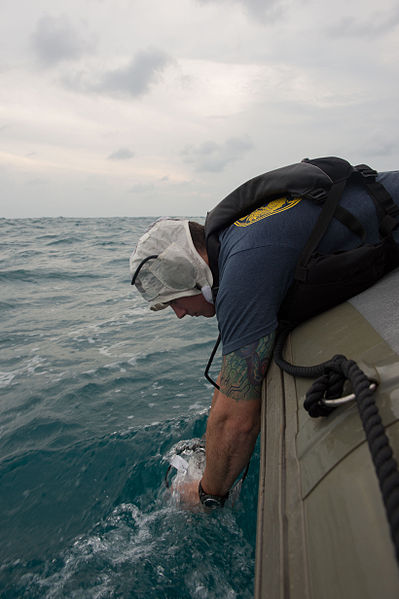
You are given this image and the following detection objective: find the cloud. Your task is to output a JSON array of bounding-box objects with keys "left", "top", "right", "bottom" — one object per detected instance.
[
  {"left": 238, "top": 0, "right": 284, "bottom": 21},
  {"left": 64, "top": 48, "right": 172, "bottom": 98},
  {"left": 31, "top": 15, "right": 93, "bottom": 66},
  {"left": 328, "top": 6, "right": 399, "bottom": 38},
  {"left": 129, "top": 183, "right": 155, "bottom": 193},
  {"left": 196, "top": 0, "right": 284, "bottom": 22},
  {"left": 98, "top": 49, "right": 171, "bottom": 97},
  {"left": 27, "top": 176, "right": 48, "bottom": 186},
  {"left": 360, "top": 134, "right": 396, "bottom": 158},
  {"left": 108, "top": 148, "right": 135, "bottom": 160},
  {"left": 182, "top": 137, "right": 253, "bottom": 172}
]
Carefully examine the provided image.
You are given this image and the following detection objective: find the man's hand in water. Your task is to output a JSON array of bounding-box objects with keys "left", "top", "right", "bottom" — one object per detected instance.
[{"left": 173, "top": 479, "right": 201, "bottom": 508}]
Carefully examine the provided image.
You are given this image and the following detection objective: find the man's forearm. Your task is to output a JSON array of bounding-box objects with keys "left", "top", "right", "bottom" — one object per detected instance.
[
  {"left": 200, "top": 333, "right": 274, "bottom": 498},
  {"left": 200, "top": 386, "right": 261, "bottom": 496}
]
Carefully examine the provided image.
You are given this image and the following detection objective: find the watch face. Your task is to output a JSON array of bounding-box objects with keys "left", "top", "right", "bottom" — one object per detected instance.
[{"left": 203, "top": 497, "right": 222, "bottom": 509}]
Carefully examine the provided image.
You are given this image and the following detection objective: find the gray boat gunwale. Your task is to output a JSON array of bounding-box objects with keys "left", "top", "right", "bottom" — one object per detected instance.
[{"left": 255, "top": 268, "right": 399, "bottom": 599}]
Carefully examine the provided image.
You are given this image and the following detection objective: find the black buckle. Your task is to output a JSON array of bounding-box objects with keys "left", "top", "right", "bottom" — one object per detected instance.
[
  {"left": 306, "top": 188, "right": 327, "bottom": 203},
  {"left": 294, "top": 265, "right": 308, "bottom": 283},
  {"left": 356, "top": 164, "right": 377, "bottom": 179}
]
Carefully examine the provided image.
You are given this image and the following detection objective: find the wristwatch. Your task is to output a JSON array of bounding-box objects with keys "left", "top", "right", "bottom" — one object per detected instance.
[{"left": 198, "top": 480, "right": 229, "bottom": 509}]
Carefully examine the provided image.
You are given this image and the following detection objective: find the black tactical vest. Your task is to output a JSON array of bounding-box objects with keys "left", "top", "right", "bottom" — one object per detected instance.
[{"left": 204, "top": 157, "right": 399, "bottom": 327}]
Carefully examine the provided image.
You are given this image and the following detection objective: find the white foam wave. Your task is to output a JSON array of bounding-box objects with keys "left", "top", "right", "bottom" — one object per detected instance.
[
  {"left": 0, "top": 355, "right": 47, "bottom": 388},
  {"left": 27, "top": 502, "right": 171, "bottom": 598},
  {"left": 0, "top": 371, "right": 16, "bottom": 388}
]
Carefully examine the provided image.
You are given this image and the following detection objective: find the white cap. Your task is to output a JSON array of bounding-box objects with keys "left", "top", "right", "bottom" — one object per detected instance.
[{"left": 129, "top": 219, "right": 213, "bottom": 311}]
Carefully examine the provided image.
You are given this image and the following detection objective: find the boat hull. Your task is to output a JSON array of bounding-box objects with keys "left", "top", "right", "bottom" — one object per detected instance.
[{"left": 255, "top": 271, "right": 399, "bottom": 598}]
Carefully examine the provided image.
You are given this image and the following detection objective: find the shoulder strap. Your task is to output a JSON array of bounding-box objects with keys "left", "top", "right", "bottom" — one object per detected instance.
[
  {"left": 355, "top": 164, "right": 399, "bottom": 236},
  {"left": 334, "top": 205, "right": 366, "bottom": 240},
  {"left": 293, "top": 160, "right": 399, "bottom": 282},
  {"left": 294, "top": 177, "right": 351, "bottom": 282},
  {"left": 304, "top": 157, "right": 365, "bottom": 241}
]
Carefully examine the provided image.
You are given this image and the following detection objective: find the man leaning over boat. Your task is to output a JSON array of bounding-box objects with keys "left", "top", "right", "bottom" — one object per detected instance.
[{"left": 129, "top": 159, "right": 399, "bottom": 509}]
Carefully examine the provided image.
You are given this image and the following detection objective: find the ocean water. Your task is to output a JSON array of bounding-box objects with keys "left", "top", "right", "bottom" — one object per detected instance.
[{"left": 0, "top": 218, "right": 259, "bottom": 599}]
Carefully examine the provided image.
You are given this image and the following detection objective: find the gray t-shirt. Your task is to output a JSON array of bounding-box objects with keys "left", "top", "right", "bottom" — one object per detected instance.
[{"left": 215, "top": 171, "right": 399, "bottom": 355}]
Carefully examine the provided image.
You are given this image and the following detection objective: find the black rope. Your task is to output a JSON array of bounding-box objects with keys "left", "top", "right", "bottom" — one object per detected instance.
[
  {"left": 273, "top": 325, "right": 343, "bottom": 379},
  {"left": 275, "top": 326, "right": 399, "bottom": 564},
  {"left": 303, "top": 355, "right": 399, "bottom": 562},
  {"left": 204, "top": 334, "right": 221, "bottom": 390},
  {"left": 303, "top": 354, "right": 347, "bottom": 417}
]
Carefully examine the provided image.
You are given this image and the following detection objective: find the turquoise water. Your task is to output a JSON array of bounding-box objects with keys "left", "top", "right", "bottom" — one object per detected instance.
[{"left": 0, "top": 218, "right": 259, "bottom": 598}]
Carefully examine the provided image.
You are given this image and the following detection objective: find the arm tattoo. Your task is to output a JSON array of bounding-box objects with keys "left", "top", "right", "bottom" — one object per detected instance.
[{"left": 219, "top": 332, "right": 276, "bottom": 401}]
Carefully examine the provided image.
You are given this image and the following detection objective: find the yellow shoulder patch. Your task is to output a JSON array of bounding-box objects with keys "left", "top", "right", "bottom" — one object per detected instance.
[{"left": 234, "top": 197, "right": 301, "bottom": 227}]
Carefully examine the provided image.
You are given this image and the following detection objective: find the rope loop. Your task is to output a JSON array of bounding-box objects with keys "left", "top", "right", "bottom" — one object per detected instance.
[
  {"left": 304, "top": 354, "right": 348, "bottom": 417},
  {"left": 304, "top": 373, "right": 337, "bottom": 417},
  {"left": 303, "top": 354, "right": 399, "bottom": 562}
]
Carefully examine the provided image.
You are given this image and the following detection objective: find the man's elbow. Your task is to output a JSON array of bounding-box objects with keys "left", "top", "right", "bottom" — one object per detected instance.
[
  {"left": 216, "top": 412, "right": 260, "bottom": 443},
  {"left": 210, "top": 387, "right": 262, "bottom": 441},
  {"left": 233, "top": 417, "right": 260, "bottom": 440}
]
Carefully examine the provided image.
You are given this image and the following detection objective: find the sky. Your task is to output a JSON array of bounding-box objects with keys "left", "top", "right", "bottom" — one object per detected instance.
[{"left": 1, "top": 0, "right": 399, "bottom": 217}]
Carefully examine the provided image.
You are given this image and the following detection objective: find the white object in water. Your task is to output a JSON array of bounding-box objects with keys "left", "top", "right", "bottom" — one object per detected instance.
[
  {"left": 166, "top": 438, "right": 206, "bottom": 487},
  {"left": 170, "top": 454, "right": 189, "bottom": 473}
]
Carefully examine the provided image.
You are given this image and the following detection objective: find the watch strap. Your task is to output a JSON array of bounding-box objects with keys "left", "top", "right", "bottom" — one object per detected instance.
[{"left": 198, "top": 480, "right": 229, "bottom": 509}]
